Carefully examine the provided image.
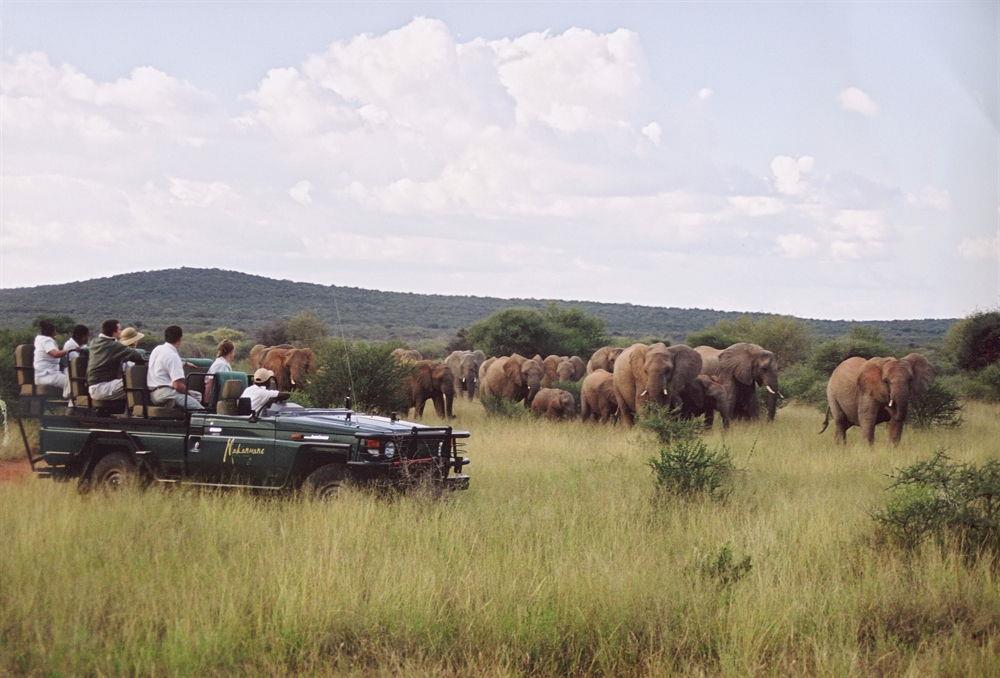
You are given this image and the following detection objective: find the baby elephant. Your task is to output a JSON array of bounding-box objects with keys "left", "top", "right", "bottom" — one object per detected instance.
[
  {"left": 580, "top": 369, "right": 618, "bottom": 423},
  {"left": 531, "top": 388, "right": 576, "bottom": 421}
]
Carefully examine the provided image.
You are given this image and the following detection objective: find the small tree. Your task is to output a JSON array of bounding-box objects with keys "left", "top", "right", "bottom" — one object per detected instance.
[
  {"left": 256, "top": 320, "right": 289, "bottom": 346},
  {"left": 287, "top": 311, "right": 329, "bottom": 346},
  {"left": 305, "top": 339, "right": 410, "bottom": 414},
  {"left": 811, "top": 330, "right": 893, "bottom": 375},
  {"left": 945, "top": 310, "right": 1000, "bottom": 371},
  {"left": 686, "top": 315, "right": 812, "bottom": 368},
  {"left": 33, "top": 315, "right": 76, "bottom": 335}
]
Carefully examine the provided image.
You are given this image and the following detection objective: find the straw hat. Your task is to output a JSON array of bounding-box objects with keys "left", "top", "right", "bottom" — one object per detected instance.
[
  {"left": 253, "top": 368, "right": 275, "bottom": 384},
  {"left": 119, "top": 327, "right": 145, "bottom": 347}
]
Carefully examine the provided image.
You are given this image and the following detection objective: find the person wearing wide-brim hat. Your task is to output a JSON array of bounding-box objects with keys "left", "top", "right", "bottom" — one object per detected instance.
[
  {"left": 241, "top": 368, "right": 290, "bottom": 412},
  {"left": 118, "top": 327, "right": 144, "bottom": 347}
]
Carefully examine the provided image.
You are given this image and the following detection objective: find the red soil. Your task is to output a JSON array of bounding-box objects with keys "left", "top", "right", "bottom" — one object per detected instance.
[{"left": 0, "top": 457, "right": 32, "bottom": 483}]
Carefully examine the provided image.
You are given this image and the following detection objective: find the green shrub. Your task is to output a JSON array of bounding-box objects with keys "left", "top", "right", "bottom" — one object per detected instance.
[
  {"left": 287, "top": 391, "right": 316, "bottom": 408},
  {"left": 975, "top": 362, "right": 1000, "bottom": 401},
  {"left": 909, "top": 382, "right": 963, "bottom": 429},
  {"left": 687, "top": 315, "right": 813, "bottom": 367},
  {"left": 480, "top": 394, "right": 528, "bottom": 419},
  {"left": 305, "top": 339, "right": 410, "bottom": 415},
  {"left": 648, "top": 438, "right": 735, "bottom": 501},
  {"left": 873, "top": 451, "right": 1000, "bottom": 554},
  {"left": 466, "top": 305, "right": 606, "bottom": 358},
  {"left": 697, "top": 544, "right": 752, "bottom": 587},
  {"left": 638, "top": 403, "right": 703, "bottom": 444},
  {"left": 944, "top": 310, "right": 1000, "bottom": 371},
  {"left": 778, "top": 363, "right": 827, "bottom": 411},
  {"left": 287, "top": 311, "right": 329, "bottom": 346},
  {"left": 811, "top": 335, "right": 892, "bottom": 376}
]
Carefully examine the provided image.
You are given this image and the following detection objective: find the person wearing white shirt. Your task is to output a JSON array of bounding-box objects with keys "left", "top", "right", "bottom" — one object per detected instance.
[
  {"left": 241, "top": 368, "right": 290, "bottom": 412},
  {"left": 147, "top": 325, "right": 204, "bottom": 411},
  {"left": 63, "top": 324, "right": 91, "bottom": 363},
  {"left": 208, "top": 340, "right": 236, "bottom": 375},
  {"left": 33, "top": 319, "right": 72, "bottom": 398}
]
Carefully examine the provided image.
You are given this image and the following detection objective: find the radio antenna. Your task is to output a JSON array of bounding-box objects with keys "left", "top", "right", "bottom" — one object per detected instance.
[{"left": 330, "top": 282, "right": 357, "bottom": 406}]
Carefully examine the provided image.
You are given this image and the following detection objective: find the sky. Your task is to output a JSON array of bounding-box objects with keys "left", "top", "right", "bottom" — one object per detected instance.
[{"left": 1, "top": 1, "right": 997, "bottom": 320}]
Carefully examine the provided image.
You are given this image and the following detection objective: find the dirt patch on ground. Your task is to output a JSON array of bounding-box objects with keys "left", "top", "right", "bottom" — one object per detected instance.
[{"left": 0, "top": 457, "right": 32, "bottom": 483}]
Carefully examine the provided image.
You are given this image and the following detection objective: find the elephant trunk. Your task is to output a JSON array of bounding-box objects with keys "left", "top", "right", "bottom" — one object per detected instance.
[{"left": 763, "top": 371, "right": 780, "bottom": 421}]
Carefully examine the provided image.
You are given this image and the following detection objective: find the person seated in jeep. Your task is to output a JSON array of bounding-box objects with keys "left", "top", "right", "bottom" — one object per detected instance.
[
  {"left": 147, "top": 325, "right": 204, "bottom": 411},
  {"left": 33, "top": 319, "right": 73, "bottom": 399},
  {"left": 242, "top": 368, "right": 291, "bottom": 412},
  {"left": 88, "top": 319, "right": 146, "bottom": 401}
]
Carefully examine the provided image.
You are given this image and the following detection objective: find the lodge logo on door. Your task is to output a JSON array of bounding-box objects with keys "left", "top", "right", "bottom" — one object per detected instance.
[{"left": 222, "top": 438, "right": 266, "bottom": 463}]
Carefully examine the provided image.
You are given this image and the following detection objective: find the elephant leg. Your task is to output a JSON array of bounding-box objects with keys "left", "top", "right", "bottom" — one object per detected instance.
[
  {"left": 616, "top": 392, "right": 634, "bottom": 427},
  {"left": 888, "top": 419, "right": 904, "bottom": 445},
  {"left": 704, "top": 408, "right": 714, "bottom": 430},
  {"left": 859, "top": 415, "right": 877, "bottom": 445},
  {"left": 416, "top": 396, "right": 427, "bottom": 418},
  {"left": 432, "top": 393, "right": 445, "bottom": 417}
]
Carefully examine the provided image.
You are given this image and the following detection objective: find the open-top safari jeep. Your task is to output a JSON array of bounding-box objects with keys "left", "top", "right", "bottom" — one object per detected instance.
[{"left": 12, "top": 346, "right": 470, "bottom": 495}]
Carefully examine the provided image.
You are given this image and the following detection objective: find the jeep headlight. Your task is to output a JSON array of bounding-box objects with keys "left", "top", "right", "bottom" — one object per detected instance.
[{"left": 383, "top": 442, "right": 396, "bottom": 459}]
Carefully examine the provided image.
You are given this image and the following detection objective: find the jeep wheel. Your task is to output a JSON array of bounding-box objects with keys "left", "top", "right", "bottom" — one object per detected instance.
[
  {"left": 302, "top": 464, "right": 347, "bottom": 499},
  {"left": 91, "top": 452, "right": 140, "bottom": 491}
]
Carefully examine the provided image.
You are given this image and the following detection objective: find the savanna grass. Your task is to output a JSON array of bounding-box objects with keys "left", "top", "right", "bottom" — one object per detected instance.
[{"left": 0, "top": 401, "right": 998, "bottom": 675}]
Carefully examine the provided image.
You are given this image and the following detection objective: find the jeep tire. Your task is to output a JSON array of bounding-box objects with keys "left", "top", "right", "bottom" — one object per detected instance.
[
  {"left": 302, "top": 464, "right": 347, "bottom": 499},
  {"left": 90, "top": 452, "right": 140, "bottom": 491}
]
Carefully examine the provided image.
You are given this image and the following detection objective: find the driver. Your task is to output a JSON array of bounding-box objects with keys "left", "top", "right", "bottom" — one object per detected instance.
[{"left": 241, "top": 368, "right": 291, "bottom": 412}]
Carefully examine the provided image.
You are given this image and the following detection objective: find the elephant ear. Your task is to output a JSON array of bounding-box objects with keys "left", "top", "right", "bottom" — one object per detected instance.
[
  {"left": 902, "top": 353, "right": 934, "bottom": 397},
  {"left": 502, "top": 358, "right": 523, "bottom": 385},
  {"left": 719, "top": 343, "right": 754, "bottom": 385},
  {"left": 668, "top": 345, "right": 703, "bottom": 393},
  {"left": 857, "top": 358, "right": 890, "bottom": 403},
  {"left": 627, "top": 344, "right": 647, "bottom": 380}
]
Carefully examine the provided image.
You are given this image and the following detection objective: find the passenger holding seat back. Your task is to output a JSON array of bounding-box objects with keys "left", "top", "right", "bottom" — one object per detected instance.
[
  {"left": 33, "top": 319, "right": 72, "bottom": 399},
  {"left": 241, "top": 368, "right": 290, "bottom": 412},
  {"left": 88, "top": 319, "right": 145, "bottom": 401}
]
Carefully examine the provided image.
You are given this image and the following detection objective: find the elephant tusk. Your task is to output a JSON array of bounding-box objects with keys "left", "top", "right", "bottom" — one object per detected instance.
[
  {"left": 640, "top": 389, "right": 648, "bottom": 397},
  {"left": 663, "top": 388, "right": 669, "bottom": 396},
  {"left": 778, "top": 391, "right": 785, "bottom": 399},
  {"left": 888, "top": 398, "right": 894, "bottom": 408},
  {"left": 765, "top": 384, "right": 776, "bottom": 395}
]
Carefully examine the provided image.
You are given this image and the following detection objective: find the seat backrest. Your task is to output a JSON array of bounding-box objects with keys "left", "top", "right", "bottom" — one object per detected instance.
[
  {"left": 68, "top": 355, "right": 89, "bottom": 399},
  {"left": 216, "top": 379, "right": 246, "bottom": 415},
  {"left": 14, "top": 344, "right": 34, "bottom": 389},
  {"left": 124, "top": 364, "right": 149, "bottom": 412}
]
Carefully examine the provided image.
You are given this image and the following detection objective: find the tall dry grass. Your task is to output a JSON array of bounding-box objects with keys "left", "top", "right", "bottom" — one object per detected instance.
[{"left": 0, "top": 401, "right": 997, "bottom": 675}]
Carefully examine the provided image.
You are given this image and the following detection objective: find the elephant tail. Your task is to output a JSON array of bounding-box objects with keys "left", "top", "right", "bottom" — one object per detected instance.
[{"left": 818, "top": 407, "right": 831, "bottom": 434}]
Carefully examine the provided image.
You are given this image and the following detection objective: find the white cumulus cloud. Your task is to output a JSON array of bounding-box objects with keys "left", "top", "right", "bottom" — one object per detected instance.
[
  {"left": 906, "top": 185, "right": 951, "bottom": 211},
  {"left": 770, "top": 155, "right": 814, "bottom": 195},
  {"left": 641, "top": 121, "right": 662, "bottom": 145},
  {"left": 777, "top": 233, "right": 818, "bottom": 258},
  {"left": 838, "top": 86, "right": 879, "bottom": 116},
  {"left": 697, "top": 87, "right": 713, "bottom": 100},
  {"left": 958, "top": 235, "right": 1000, "bottom": 261},
  {"left": 289, "top": 180, "right": 313, "bottom": 205}
]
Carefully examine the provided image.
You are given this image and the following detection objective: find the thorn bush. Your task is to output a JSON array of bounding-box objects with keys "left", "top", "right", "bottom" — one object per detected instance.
[
  {"left": 638, "top": 403, "right": 704, "bottom": 444},
  {"left": 873, "top": 450, "right": 1000, "bottom": 554},
  {"left": 480, "top": 394, "right": 528, "bottom": 419},
  {"left": 697, "top": 544, "right": 753, "bottom": 587},
  {"left": 648, "top": 438, "right": 736, "bottom": 501},
  {"left": 909, "top": 382, "right": 963, "bottom": 429}
]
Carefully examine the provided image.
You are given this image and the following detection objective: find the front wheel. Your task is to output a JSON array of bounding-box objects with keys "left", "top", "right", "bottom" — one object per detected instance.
[
  {"left": 302, "top": 464, "right": 348, "bottom": 499},
  {"left": 90, "top": 452, "right": 141, "bottom": 491}
]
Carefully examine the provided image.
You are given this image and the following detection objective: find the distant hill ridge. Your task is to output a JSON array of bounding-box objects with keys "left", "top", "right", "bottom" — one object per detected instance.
[{"left": 0, "top": 267, "right": 955, "bottom": 345}]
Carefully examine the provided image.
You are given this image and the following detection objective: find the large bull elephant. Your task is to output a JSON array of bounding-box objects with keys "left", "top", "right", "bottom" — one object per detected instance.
[
  {"left": 406, "top": 360, "right": 455, "bottom": 419},
  {"left": 250, "top": 343, "right": 293, "bottom": 370},
  {"left": 261, "top": 347, "right": 315, "bottom": 391},
  {"left": 821, "top": 353, "right": 934, "bottom": 444},
  {"left": 482, "top": 354, "right": 544, "bottom": 406},
  {"left": 612, "top": 343, "right": 703, "bottom": 426},
  {"left": 705, "top": 343, "right": 782, "bottom": 422},
  {"left": 587, "top": 346, "right": 624, "bottom": 374}
]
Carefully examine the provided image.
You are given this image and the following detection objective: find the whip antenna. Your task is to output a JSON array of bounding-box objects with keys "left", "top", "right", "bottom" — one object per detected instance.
[{"left": 330, "top": 283, "right": 357, "bottom": 406}]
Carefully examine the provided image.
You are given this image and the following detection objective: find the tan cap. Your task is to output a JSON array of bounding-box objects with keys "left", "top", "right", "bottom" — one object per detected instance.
[
  {"left": 119, "top": 327, "right": 145, "bottom": 347},
  {"left": 253, "top": 368, "right": 275, "bottom": 384}
]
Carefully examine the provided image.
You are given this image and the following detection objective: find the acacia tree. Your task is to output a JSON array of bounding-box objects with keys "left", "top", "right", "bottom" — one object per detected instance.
[
  {"left": 466, "top": 306, "right": 607, "bottom": 357},
  {"left": 945, "top": 310, "right": 1000, "bottom": 371}
]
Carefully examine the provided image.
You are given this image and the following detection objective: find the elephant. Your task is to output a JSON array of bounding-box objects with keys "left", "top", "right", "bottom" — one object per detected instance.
[
  {"left": 391, "top": 348, "right": 423, "bottom": 363},
  {"left": 587, "top": 346, "right": 624, "bottom": 374},
  {"left": 555, "top": 358, "right": 576, "bottom": 382},
  {"left": 482, "top": 354, "right": 544, "bottom": 406},
  {"left": 541, "top": 355, "right": 566, "bottom": 388},
  {"left": 612, "top": 343, "right": 703, "bottom": 426},
  {"left": 679, "top": 374, "right": 731, "bottom": 430},
  {"left": 478, "top": 356, "right": 497, "bottom": 398},
  {"left": 405, "top": 360, "right": 455, "bottom": 419},
  {"left": 250, "top": 343, "right": 293, "bottom": 370},
  {"left": 694, "top": 346, "right": 722, "bottom": 375},
  {"left": 580, "top": 369, "right": 618, "bottom": 423},
  {"left": 531, "top": 388, "right": 576, "bottom": 420},
  {"left": 261, "top": 347, "right": 315, "bottom": 391},
  {"left": 821, "top": 353, "right": 934, "bottom": 445},
  {"left": 445, "top": 350, "right": 486, "bottom": 400},
  {"left": 569, "top": 356, "right": 586, "bottom": 380},
  {"left": 708, "top": 343, "right": 782, "bottom": 422}
]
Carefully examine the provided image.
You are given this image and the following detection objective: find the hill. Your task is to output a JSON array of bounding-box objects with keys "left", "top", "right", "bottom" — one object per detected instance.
[{"left": 0, "top": 268, "right": 955, "bottom": 346}]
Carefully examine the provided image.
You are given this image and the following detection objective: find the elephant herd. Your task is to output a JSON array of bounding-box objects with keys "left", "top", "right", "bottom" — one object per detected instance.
[{"left": 255, "top": 340, "right": 937, "bottom": 446}]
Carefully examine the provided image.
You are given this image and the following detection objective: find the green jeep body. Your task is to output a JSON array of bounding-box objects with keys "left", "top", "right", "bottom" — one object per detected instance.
[{"left": 20, "top": 366, "right": 471, "bottom": 494}]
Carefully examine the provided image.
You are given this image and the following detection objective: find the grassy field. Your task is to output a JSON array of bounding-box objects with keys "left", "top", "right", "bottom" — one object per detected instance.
[{"left": 0, "top": 401, "right": 997, "bottom": 675}]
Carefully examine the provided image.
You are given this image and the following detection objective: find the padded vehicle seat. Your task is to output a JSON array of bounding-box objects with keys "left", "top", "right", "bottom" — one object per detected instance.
[
  {"left": 15, "top": 344, "right": 62, "bottom": 397},
  {"left": 69, "top": 356, "right": 122, "bottom": 408},
  {"left": 216, "top": 379, "right": 245, "bottom": 415},
  {"left": 125, "top": 364, "right": 181, "bottom": 418}
]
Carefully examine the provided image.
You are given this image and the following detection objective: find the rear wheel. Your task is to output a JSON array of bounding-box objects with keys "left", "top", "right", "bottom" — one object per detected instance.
[
  {"left": 90, "top": 452, "right": 140, "bottom": 491},
  {"left": 302, "top": 464, "right": 348, "bottom": 499}
]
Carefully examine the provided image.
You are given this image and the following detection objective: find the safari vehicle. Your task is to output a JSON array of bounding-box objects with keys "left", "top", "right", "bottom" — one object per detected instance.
[{"left": 12, "top": 345, "right": 470, "bottom": 495}]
